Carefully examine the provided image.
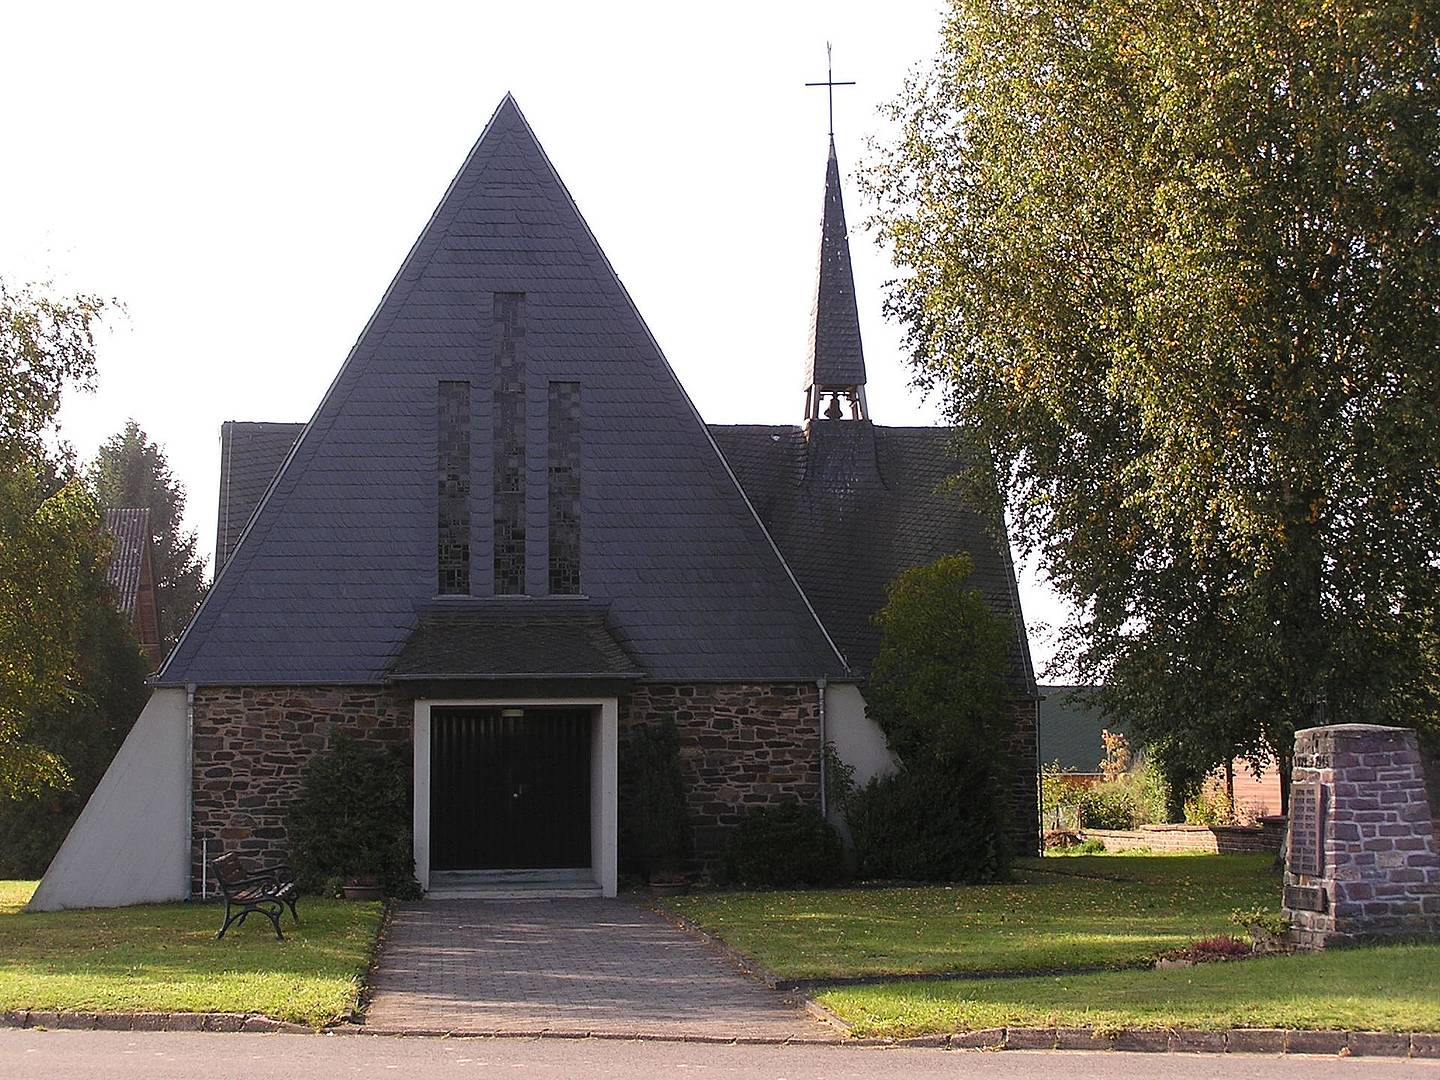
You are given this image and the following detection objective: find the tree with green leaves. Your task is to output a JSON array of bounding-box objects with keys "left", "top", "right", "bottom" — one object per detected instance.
[
  {"left": 0, "top": 543, "right": 150, "bottom": 875},
  {"left": 91, "top": 420, "right": 208, "bottom": 649},
  {"left": 867, "top": 553, "right": 1013, "bottom": 772},
  {"left": 0, "top": 280, "right": 144, "bottom": 802},
  {"left": 847, "top": 554, "right": 1015, "bottom": 881},
  {"left": 0, "top": 463, "right": 108, "bottom": 800},
  {"left": 867, "top": 0, "right": 1440, "bottom": 809}
]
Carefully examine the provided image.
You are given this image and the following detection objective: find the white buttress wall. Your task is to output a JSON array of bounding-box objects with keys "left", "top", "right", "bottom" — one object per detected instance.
[
  {"left": 28, "top": 688, "right": 190, "bottom": 911},
  {"left": 826, "top": 682, "right": 896, "bottom": 789}
]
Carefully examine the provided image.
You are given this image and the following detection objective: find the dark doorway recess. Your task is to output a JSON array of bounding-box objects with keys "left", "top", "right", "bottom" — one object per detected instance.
[{"left": 430, "top": 707, "right": 592, "bottom": 871}]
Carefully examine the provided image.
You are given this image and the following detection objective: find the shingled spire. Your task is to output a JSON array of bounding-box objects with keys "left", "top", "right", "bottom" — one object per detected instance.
[{"left": 803, "top": 137, "right": 869, "bottom": 423}]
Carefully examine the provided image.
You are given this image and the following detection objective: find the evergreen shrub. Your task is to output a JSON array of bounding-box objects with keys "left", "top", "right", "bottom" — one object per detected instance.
[
  {"left": 286, "top": 733, "right": 418, "bottom": 897},
  {"left": 846, "top": 764, "right": 1010, "bottom": 882},
  {"left": 724, "top": 801, "right": 847, "bottom": 887}
]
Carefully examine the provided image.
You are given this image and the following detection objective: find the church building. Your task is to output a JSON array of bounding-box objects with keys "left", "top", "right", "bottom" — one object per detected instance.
[{"left": 31, "top": 96, "right": 1036, "bottom": 909}]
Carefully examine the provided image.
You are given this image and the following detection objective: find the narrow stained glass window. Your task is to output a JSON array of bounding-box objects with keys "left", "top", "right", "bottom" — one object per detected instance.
[
  {"left": 493, "top": 292, "right": 527, "bottom": 595},
  {"left": 437, "top": 380, "right": 471, "bottom": 595},
  {"left": 548, "top": 381, "right": 581, "bottom": 595}
]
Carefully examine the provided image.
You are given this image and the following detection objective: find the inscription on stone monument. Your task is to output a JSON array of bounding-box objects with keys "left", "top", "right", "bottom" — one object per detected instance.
[
  {"left": 1289, "top": 781, "right": 1325, "bottom": 877},
  {"left": 1283, "top": 884, "right": 1327, "bottom": 913},
  {"left": 1284, "top": 724, "right": 1440, "bottom": 948}
]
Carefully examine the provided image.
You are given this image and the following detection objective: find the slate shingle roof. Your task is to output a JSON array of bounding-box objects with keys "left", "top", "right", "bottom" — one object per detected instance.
[
  {"left": 102, "top": 508, "right": 150, "bottom": 617},
  {"left": 805, "top": 139, "right": 866, "bottom": 391},
  {"left": 193, "top": 417, "right": 1038, "bottom": 692},
  {"left": 709, "top": 422, "right": 1037, "bottom": 693},
  {"left": 158, "top": 95, "right": 845, "bottom": 687},
  {"left": 389, "top": 602, "right": 643, "bottom": 680},
  {"left": 215, "top": 421, "right": 307, "bottom": 569}
]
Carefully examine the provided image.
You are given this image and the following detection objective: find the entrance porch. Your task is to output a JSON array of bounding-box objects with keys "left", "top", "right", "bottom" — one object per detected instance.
[{"left": 412, "top": 697, "right": 618, "bottom": 898}]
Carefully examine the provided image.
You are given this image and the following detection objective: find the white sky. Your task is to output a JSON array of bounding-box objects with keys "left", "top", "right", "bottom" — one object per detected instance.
[{"left": 2, "top": 0, "right": 1072, "bottom": 676}]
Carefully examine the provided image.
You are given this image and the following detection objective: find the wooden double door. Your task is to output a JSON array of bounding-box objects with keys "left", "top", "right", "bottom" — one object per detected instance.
[{"left": 430, "top": 707, "right": 592, "bottom": 871}]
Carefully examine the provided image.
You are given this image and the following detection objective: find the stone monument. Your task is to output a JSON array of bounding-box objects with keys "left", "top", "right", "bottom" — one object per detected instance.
[{"left": 1284, "top": 724, "right": 1440, "bottom": 948}]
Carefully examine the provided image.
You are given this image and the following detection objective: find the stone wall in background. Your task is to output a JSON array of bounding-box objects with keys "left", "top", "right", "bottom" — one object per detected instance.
[
  {"left": 190, "top": 686, "right": 411, "bottom": 895},
  {"left": 1284, "top": 724, "right": 1440, "bottom": 948},
  {"left": 1084, "top": 820, "right": 1285, "bottom": 854}
]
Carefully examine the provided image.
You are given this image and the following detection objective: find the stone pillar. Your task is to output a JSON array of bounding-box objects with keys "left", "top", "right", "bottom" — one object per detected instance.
[{"left": 1284, "top": 724, "right": 1440, "bottom": 948}]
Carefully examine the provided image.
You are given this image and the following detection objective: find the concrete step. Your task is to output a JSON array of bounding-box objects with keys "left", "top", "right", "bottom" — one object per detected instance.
[{"left": 426, "top": 868, "right": 603, "bottom": 900}]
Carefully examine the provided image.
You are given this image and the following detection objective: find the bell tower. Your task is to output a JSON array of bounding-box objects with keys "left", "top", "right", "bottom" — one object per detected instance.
[{"left": 802, "top": 136, "right": 869, "bottom": 423}]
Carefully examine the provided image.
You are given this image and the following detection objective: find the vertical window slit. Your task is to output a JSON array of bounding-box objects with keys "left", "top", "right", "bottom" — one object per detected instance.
[
  {"left": 493, "top": 291, "right": 527, "bottom": 595},
  {"left": 548, "top": 381, "right": 581, "bottom": 595},
  {"left": 437, "top": 380, "right": 471, "bottom": 595}
]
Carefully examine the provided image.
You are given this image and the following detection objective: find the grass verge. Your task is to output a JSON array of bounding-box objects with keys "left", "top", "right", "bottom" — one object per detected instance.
[
  {"left": 816, "top": 943, "right": 1440, "bottom": 1036},
  {"left": 662, "top": 854, "right": 1278, "bottom": 980},
  {"left": 0, "top": 880, "right": 382, "bottom": 1026}
]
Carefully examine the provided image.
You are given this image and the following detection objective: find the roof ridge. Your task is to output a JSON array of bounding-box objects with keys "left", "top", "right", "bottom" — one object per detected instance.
[
  {"left": 163, "top": 97, "right": 527, "bottom": 683},
  {"left": 496, "top": 98, "right": 852, "bottom": 676}
]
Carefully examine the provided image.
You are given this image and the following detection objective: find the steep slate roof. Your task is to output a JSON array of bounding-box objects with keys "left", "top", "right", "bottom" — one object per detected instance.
[
  {"left": 389, "top": 602, "right": 643, "bottom": 680},
  {"left": 159, "top": 95, "right": 844, "bottom": 687},
  {"left": 1037, "top": 684, "right": 1127, "bottom": 772},
  {"left": 103, "top": 508, "right": 151, "bottom": 616},
  {"left": 198, "top": 418, "right": 1037, "bottom": 690},
  {"left": 215, "top": 421, "right": 307, "bottom": 569},
  {"left": 804, "top": 138, "right": 866, "bottom": 391},
  {"left": 710, "top": 422, "right": 1037, "bottom": 692}
]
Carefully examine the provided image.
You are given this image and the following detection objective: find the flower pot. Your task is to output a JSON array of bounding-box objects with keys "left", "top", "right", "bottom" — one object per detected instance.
[
  {"left": 343, "top": 874, "right": 384, "bottom": 901},
  {"left": 648, "top": 874, "right": 689, "bottom": 897}
]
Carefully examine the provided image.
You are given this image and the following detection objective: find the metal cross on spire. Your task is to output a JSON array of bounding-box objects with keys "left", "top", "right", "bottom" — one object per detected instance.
[{"left": 805, "top": 42, "right": 856, "bottom": 139}]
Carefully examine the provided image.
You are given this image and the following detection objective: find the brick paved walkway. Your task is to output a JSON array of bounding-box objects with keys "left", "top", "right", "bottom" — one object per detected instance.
[{"left": 363, "top": 899, "right": 832, "bottom": 1040}]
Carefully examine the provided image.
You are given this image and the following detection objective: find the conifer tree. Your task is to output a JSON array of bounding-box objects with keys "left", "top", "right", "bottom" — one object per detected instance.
[{"left": 91, "top": 420, "right": 208, "bottom": 649}]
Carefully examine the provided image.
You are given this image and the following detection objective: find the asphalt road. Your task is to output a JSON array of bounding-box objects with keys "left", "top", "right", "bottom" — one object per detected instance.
[{"left": 2, "top": 1030, "right": 1438, "bottom": 1080}]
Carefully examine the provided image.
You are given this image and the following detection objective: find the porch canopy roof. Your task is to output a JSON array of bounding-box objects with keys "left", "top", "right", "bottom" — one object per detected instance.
[{"left": 387, "top": 601, "right": 646, "bottom": 683}]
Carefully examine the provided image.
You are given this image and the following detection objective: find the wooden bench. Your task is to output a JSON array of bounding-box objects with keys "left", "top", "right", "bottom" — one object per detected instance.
[{"left": 212, "top": 852, "right": 300, "bottom": 940}]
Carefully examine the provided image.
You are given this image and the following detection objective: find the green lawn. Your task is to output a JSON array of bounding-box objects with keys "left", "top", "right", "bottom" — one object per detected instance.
[
  {"left": 818, "top": 944, "right": 1440, "bottom": 1036},
  {"left": 0, "top": 881, "right": 382, "bottom": 1026},
  {"left": 662, "top": 854, "right": 1278, "bottom": 980}
]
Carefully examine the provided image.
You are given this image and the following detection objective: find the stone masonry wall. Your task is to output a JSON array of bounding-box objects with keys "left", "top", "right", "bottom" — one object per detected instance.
[
  {"left": 621, "top": 686, "right": 1042, "bottom": 869},
  {"left": 193, "top": 681, "right": 1039, "bottom": 888},
  {"left": 621, "top": 683, "right": 821, "bottom": 872},
  {"left": 190, "top": 686, "right": 411, "bottom": 895},
  {"left": 1284, "top": 724, "right": 1440, "bottom": 948},
  {"left": 1001, "top": 698, "right": 1040, "bottom": 857}
]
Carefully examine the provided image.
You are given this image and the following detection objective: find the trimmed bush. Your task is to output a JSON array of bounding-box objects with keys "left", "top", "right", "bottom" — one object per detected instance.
[
  {"left": 846, "top": 765, "right": 1010, "bottom": 883},
  {"left": 724, "top": 801, "right": 847, "bottom": 887},
  {"left": 286, "top": 733, "right": 418, "bottom": 897}
]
